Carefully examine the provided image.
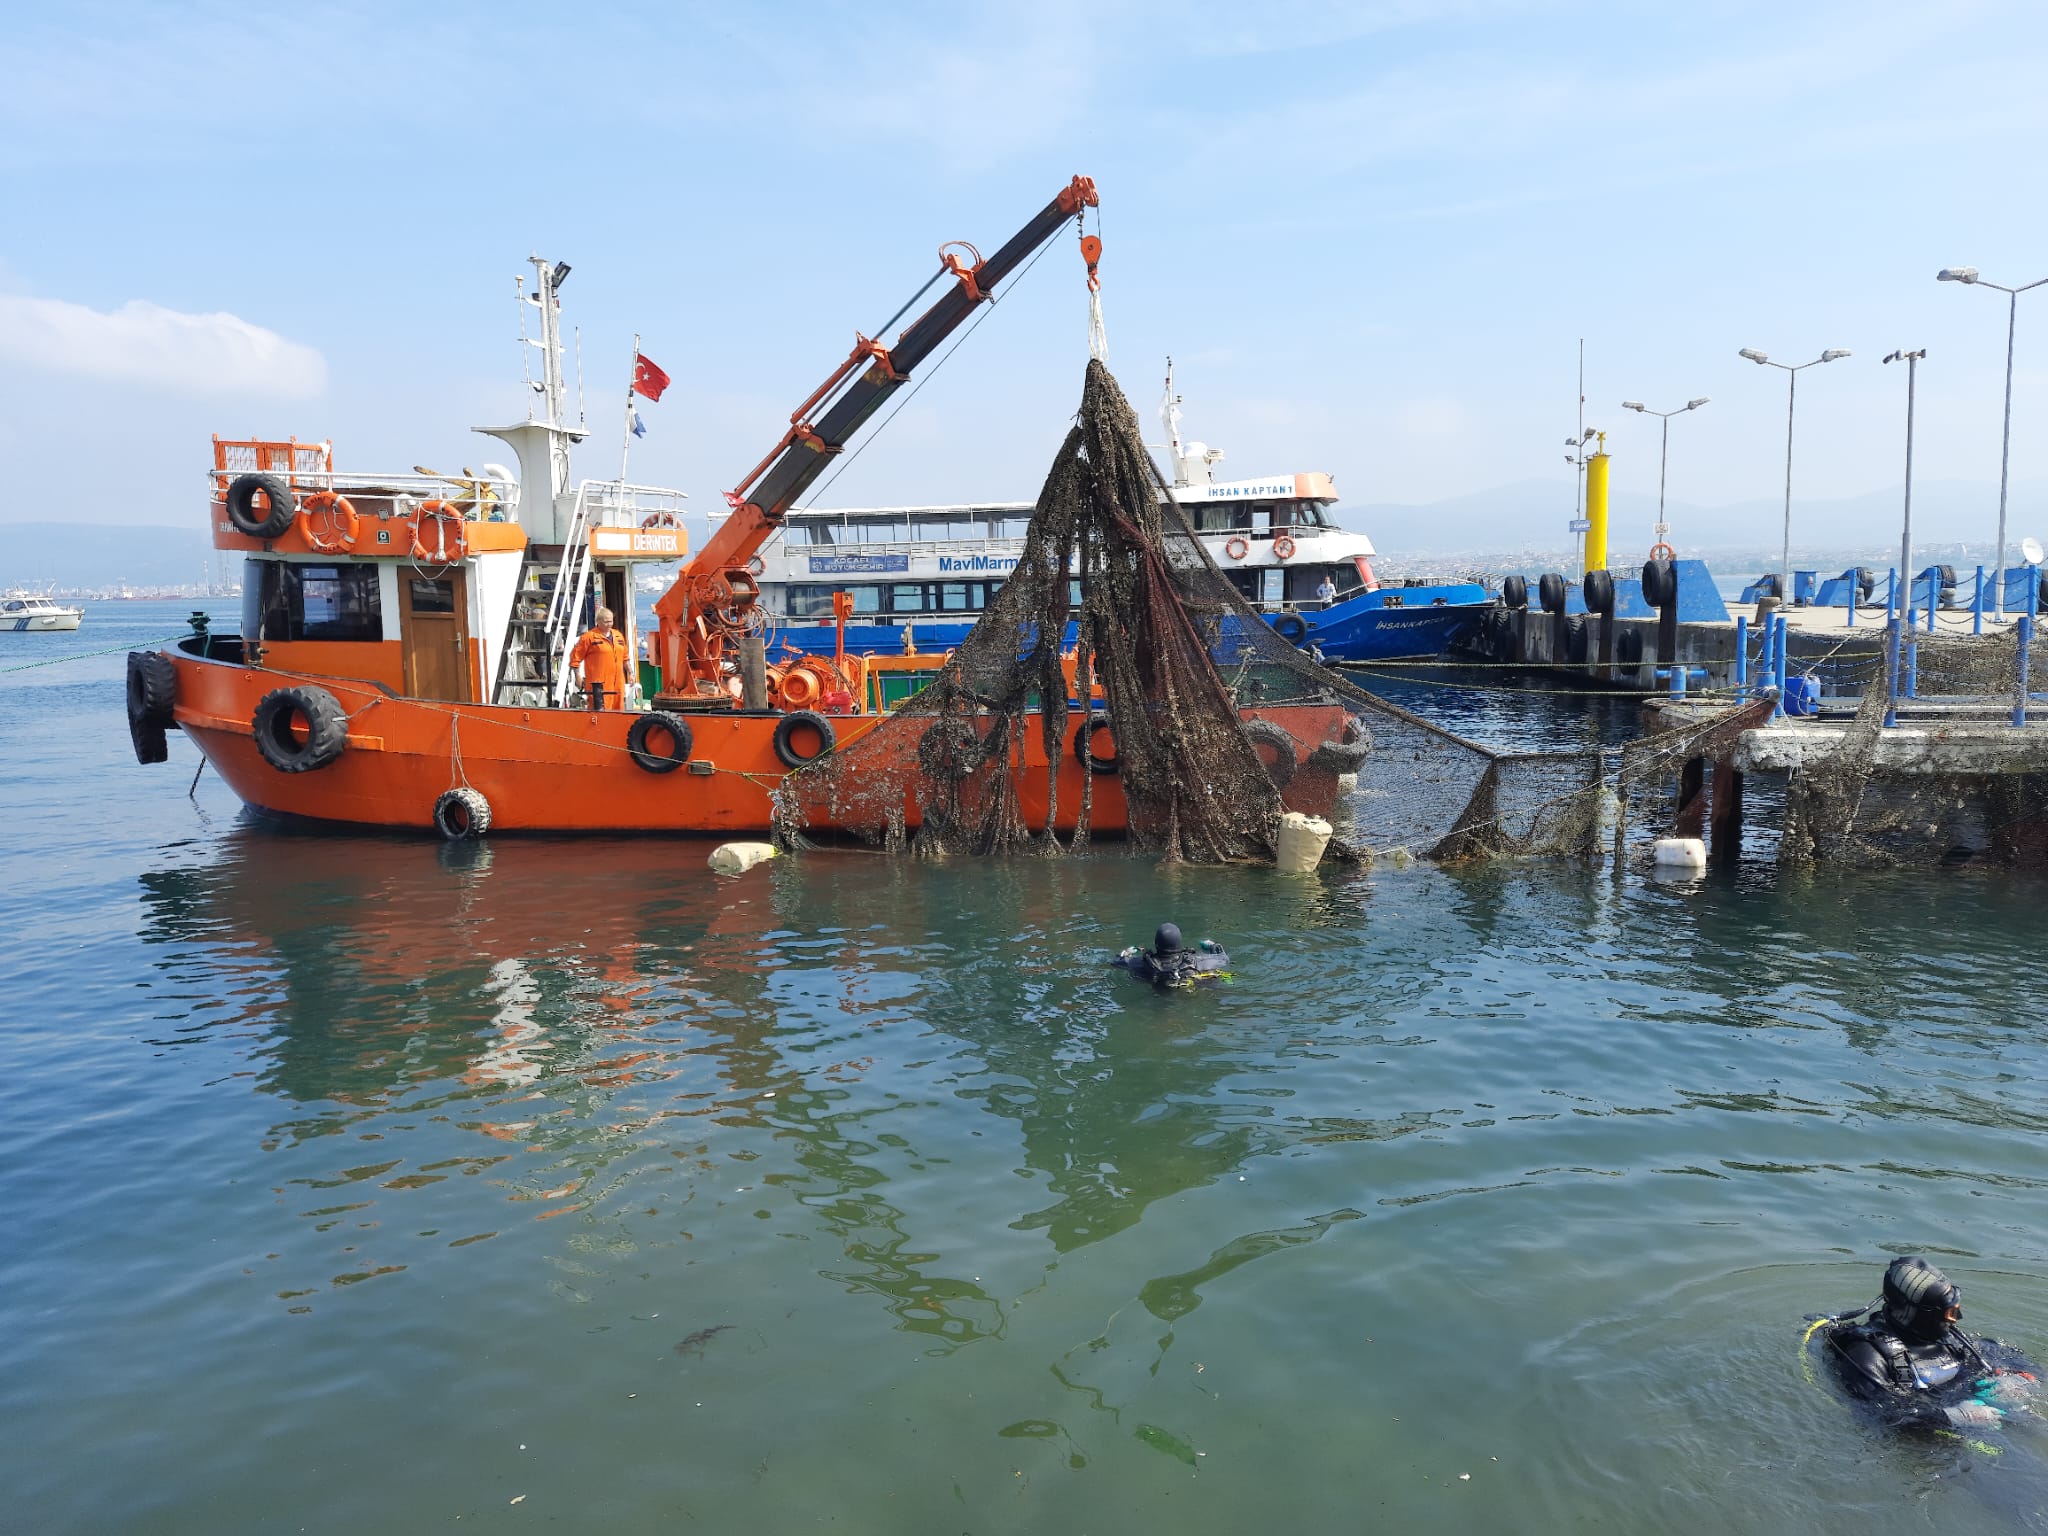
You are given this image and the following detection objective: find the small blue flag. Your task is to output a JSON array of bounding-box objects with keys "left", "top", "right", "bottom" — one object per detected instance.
[{"left": 630, "top": 409, "right": 646, "bottom": 439}]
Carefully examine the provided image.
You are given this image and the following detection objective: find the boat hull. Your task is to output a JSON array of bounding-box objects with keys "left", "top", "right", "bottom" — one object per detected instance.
[
  {"left": 6, "top": 612, "right": 82, "bottom": 632},
  {"left": 162, "top": 644, "right": 1351, "bottom": 838}
]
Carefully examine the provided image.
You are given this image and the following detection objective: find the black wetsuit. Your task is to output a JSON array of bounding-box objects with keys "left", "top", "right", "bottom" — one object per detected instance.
[
  {"left": 1113, "top": 943, "right": 1229, "bottom": 989},
  {"left": 1824, "top": 1318, "right": 2037, "bottom": 1429}
]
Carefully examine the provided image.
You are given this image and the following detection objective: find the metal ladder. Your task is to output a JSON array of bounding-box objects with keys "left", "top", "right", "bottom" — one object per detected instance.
[{"left": 544, "top": 482, "right": 599, "bottom": 706}]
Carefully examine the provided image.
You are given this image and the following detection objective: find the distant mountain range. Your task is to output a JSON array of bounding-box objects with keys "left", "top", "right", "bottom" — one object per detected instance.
[{"left": 7, "top": 478, "right": 2045, "bottom": 590}]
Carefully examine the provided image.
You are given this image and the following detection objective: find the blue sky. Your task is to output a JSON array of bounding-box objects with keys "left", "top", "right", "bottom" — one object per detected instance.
[{"left": 4, "top": 0, "right": 2046, "bottom": 551}]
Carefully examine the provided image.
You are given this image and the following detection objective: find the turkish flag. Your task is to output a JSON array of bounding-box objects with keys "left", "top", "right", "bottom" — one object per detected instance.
[{"left": 633, "top": 353, "right": 671, "bottom": 402}]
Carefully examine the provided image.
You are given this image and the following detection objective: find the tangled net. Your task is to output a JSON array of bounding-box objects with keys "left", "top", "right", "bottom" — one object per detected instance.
[{"left": 776, "top": 359, "right": 1647, "bottom": 864}]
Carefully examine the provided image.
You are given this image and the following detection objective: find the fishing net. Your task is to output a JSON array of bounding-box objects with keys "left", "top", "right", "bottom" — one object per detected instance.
[{"left": 775, "top": 359, "right": 1620, "bottom": 864}]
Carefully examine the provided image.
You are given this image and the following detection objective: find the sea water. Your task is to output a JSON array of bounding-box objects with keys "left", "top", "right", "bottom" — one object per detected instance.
[{"left": 5, "top": 602, "right": 2048, "bottom": 1533}]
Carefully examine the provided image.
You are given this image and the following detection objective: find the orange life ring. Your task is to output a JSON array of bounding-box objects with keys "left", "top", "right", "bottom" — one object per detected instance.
[
  {"left": 1271, "top": 535, "right": 1297, "bottom": 560},
  {"left": 297, "top": 492, "right": 360, "bottom": 554},
  {"left": 641, "top": 510, "right": 683, "bottom": 530},
  {"left": 1224, "top": 536, "right": 1250, "bottom": 561},
  {"left": 1648, "top": 541, "right": 1676, "bottom": 561},
  {"left": 410, "top": 500, "right": 468, "bottom": 562}
]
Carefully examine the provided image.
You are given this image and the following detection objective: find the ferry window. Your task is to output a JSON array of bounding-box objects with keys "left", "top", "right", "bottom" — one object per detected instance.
[
  {"left": 1252, "top": 505, "right": 1272, "bottom": 534},
  {"left": 914, "top": 513, "right": 972, "bottom": 541},
  {"left": 1196, "top": 505, "right": 1235, "bottom": 533},
  {"left": 802, "top": 522, "right": 838, "bottom": 546},
  {"left": 406, "top": 577, "right": 455, "bottom": 615},
  {"left": 245, "top": 559, "right": 382, "bottom": 642},
  {"left": 993, "top": 516, "right": 1030, "bottom": 540},
  {"left": 889, "top": 583, "right": 928, "bottom": 613},
  {"left": 939, "top": 583, "right": 971, "bottom": 611},
  {"left": 1069, "top": 580, "right": 1083, "bottom": 606},
  {"left": 850, "top": 585, "right": 883, "bottom": 615}
]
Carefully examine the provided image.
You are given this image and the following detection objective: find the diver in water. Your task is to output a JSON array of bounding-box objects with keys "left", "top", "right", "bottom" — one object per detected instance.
[
  {"left": 1818, "top": 1256, "right": 2038, "bottom": 1430},
  {"left": 1112, "top": 923, "right": 1230, "bottom": 989}
]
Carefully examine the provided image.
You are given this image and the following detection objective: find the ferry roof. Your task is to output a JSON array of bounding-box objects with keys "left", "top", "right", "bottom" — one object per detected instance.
[{"left": 781, "top": 472, "right": 1337, "bottom": 520}]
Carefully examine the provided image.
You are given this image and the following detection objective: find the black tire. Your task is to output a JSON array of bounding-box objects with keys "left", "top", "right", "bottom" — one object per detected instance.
[
  {"left": 1538, "top": 572, "right": 1567, "bottom": 614},
  {"left": 626, "top": 711, "right": 692, "bottom": 773},
  {"left": 1272, "top": 612, "right": 1309, "bottom": 647},
  {"left": 225, "top": 473, "right": 296, "bottom": 539},
  {"left": 772, "top": 709, "right": 836, "bottom": 769},
  {"left": 1583, "top": 569, "right": 1616, "bottom": 616},
  {"left": 1244, "top": 718, "right": 1299, "bottom": 788},
  {"left": 1641, "top": 558, "right": 1676, "bottom": 608},
  {"left": 129, "top": 713, "right": 168, "bottom": 765},
  {"left": 1307, "top": 717, "right": 1372, "bottom": 775},
  {"left": 252, "top": 685, "right": 347, "bottom": 773},
  {"left": 1856, "top": 567, "right": 1876, "bottom": 601},
  {"left": 1075, "top": 712, "right": 1119, "bottom": 775},
  {"left": 1616, "top": 630, "right": 1645, "bottom": 667},
  {"left": 127, "top": 650, "right": 177, "bottom": 729},
  {"left": 433, "top": 786, "right": 492, "bottom": 841},
  {"left": 1501, "top": 575, "right": 1528, "bottom": 610},
  {"left": 1565, "top": 614, "right": 1590, "bottom": 665}
]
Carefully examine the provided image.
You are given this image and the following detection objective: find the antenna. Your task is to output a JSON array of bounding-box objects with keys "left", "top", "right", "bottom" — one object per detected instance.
[
  {"left": 575, "top": 326, "right": 587, "bottom": 428},
  {"left": 515, "top": 274, "right": 535, "bottom": 422}
]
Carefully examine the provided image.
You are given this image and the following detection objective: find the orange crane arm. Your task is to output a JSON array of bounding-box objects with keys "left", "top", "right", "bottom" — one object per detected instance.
[{"left": 651, "top": 175, "right": 1099, "bottom": 700}]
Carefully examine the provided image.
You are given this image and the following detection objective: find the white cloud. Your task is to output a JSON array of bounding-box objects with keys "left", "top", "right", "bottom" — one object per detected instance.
[{"left": 0, "top": 293, "right": 326, "bottom": 398}]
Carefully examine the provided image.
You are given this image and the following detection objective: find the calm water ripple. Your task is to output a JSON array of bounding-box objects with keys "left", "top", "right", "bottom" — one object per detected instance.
[{"left": 5, "top": 602, "right": 2048, "bottom": 1532}]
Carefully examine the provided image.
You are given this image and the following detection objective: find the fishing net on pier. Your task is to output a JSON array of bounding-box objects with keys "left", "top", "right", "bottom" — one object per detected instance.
[{"left": 774, "top": 359, "right": 1615, "bottom": 863}]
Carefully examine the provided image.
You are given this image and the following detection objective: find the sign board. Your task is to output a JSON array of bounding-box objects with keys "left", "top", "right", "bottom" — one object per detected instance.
[
  {"left": 809, "top": 553, "right": 910, "bottom": 575},
  {"left": 1568, "top": 519, "right": 1591, "bottom": 533},
  {"left": 591, "top": 526, "right": 687, "bottom": 560}
]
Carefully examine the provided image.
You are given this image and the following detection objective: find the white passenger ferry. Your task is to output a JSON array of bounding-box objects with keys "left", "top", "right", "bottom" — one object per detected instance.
[{"left": 749, "top": 365, "right": 1392, "bottom": 652}]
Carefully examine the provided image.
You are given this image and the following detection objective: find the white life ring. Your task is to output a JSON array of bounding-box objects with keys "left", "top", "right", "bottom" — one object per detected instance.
[
  {"left": 1224, "top": 536, "right": 1250, "bottom": 561},
  {"left": 1272, "top": 535, "right": 1297, "bottom": 561}
]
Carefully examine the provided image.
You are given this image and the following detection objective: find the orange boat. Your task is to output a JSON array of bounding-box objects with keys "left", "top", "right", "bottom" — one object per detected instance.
[{"left": 126, "top": 180, "right": 1362, "bottom": 839}]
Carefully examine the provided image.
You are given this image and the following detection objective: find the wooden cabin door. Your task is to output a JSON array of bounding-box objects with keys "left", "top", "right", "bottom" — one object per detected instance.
[{"left": 400, "top": 572, "right": 471, "bottom": 701}]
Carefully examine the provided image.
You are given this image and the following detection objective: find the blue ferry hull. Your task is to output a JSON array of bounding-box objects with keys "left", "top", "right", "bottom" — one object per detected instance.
[{"left": 761, "top": 583, "right": 1490, "bottom": 664}]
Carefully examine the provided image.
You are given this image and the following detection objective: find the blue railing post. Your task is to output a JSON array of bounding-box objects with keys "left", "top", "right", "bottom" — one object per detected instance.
[
  {"left": 1974, "top": 565, "right": 1985, "bottom": 635},
  {"left": 1888, "top": 568, "right": 1899, "bottom": 622},
  {"left": 1735, "top": 614, "right": 1749, "bottom": 695},
  {"left": 2017, "top": 615, "right": 2034, "bottom": 728},
  {"left": 1884, "top": 614, "right": 1902, "bottom": 728},
  {"left": 1775, "top": 613, "right": 1790, "bottom": 713},
  {"left": 1926, "top": 576, "right": 1937, "bottom": 634}
]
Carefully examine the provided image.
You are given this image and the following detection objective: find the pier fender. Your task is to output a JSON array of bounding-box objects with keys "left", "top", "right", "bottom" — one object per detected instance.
[
  {"left": 125, "top": 651, "right": 177, "bottom": 765},
  {"left": 626, "top": 711, "right": 694, "bottom": 773},
  {"left": 225, "top": 473, "right": 296, "bottom": 540},
  {"left": 1501, "top": 575, "right": 1528, "bottom": 610},
  {"left": 1538, "top": 573, "right": 1568, "bottom": 615},
  {"left": 772, "top": 710, "right": 837, "bottom": 769},
  {"left": 1565, "top": 614, "right": 1590, "bottom": 665},
  {"left": 1584, "top": 569, "right": 1616, "bottom": 617},
  {"left": 1641, "top": 558, "right": 1677, "bottom": 608},
  {"left": 1076, "top": 712, "right": 1119, "bottom": 775},
  {"left": 252, "top": 685, "right": 348, "bottom": 773},
  {"left": 432, "top": 786, "right": 492, "bottom": 841},
  {"left": 1272, "top": 612, "right": 1310, "bottom": 647},
  {"left": 1244, "top": 718, "right": 1299, "bottom": 788},
  {"left": 709, "top": 842, "right": 777, "bottom": 877}
]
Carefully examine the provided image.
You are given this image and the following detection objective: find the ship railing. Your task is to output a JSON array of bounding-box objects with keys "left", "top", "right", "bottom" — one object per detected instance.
[
  {"left": 544, "top": 479, "right": 690, "bottom": 706},
  {"left": 205, "top": 462, "right": 523, "bottom": 524}
]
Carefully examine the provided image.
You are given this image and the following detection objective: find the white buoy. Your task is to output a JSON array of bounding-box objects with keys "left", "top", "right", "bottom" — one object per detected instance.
[
  {"left": 1275, "top": 812, "right": 1333, "bottom": 874},
  {"left": 1651, "top": 836, "right": 1707, "bottom": 872},
  {"left": 1336, "top": 772, "right": 1359, "bottom": 792},
  {"left": 709, "top": 842, "right": 778, "bottom": 876}
]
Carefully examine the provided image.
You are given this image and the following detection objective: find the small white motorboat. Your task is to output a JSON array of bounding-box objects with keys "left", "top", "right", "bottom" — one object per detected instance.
[{"left": 1, "top": 592, "right": 84, "bottom": 632}]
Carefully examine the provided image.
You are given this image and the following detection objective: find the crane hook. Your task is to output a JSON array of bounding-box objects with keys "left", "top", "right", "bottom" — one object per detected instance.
[{"left": 1079, "top": 234, "right": 1102, "bottom": 293}]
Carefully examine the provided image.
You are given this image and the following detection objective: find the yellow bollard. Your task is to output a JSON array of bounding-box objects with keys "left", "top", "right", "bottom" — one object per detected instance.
[{"left": 1583, "top": 437, "right": 1610, "bottom": 578}]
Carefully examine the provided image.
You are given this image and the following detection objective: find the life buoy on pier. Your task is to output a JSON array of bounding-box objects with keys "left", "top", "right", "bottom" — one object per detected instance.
[
  {"left": 297, "top": 492, "right": 360, "bottom": 554},
  {"left": 1224, "top": 536, "right": 1250, "bottom": 561},
  {"left": 1648, "top": 541, "right": 1676, "bottom": 562},
  {"left": 1271, "top": 535, "right": 1297, "bottom": 561},
  {"left": 410, "top": 500, "right": 468, "bottom": 563}
]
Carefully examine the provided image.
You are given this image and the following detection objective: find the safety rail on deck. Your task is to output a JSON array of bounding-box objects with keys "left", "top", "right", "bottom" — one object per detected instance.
[
  {"left": 204, "top": 465, "right": 522, "bottom": 523},
  {"left": 576, "top": 481, "right": 688, "bottom": 530}
]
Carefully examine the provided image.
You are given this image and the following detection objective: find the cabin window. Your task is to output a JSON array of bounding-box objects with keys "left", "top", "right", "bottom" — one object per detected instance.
[
  {"left": 1195, "top": 504, "right": 1237, "bottom": 533},
  {"left": 1252, "top": 505, "right": 1272, "bottom": 534},
  {"left": 801, "top": 522, "right": 838, "bottom": 545},
  {"left": 244, "top": 559, "right": 382, "bottom": 642},
  {"left": 889, "top": 583, "right": 927, "bottom": 612},
  {"left": 914, "top": 513, "right": 974, "bottom": 541}
]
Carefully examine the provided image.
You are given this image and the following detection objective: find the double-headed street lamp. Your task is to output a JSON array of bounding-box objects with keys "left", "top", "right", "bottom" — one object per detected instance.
[
  {"left": 1739, "top": 347, "right": 1851, "bottom": 604},
  {"left": 1936, "top": 266, "right": 2047, "bottom": 618},
  {"left": 1621, "top": 397, "right": 1709, "bottom": 553}
]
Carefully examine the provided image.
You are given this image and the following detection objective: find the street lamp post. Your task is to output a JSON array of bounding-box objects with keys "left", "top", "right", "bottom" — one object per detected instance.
[
  {"left": 1936, "top": 267, "right": 2047, "bottom": 619},
  {"left": 1882, "top": 348, "right": 1927, "bottom": 728},
  {"left": 1621, "top": 397, "right": 1710, "bottom": 552},
  {"left": 1738, "top": 347, "right": 1851, "bottom": 604}
]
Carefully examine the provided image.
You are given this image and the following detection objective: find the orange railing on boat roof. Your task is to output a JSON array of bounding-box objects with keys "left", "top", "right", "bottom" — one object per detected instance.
[{"left": 210, "top": 436, "right": 334, "bottom": 500}]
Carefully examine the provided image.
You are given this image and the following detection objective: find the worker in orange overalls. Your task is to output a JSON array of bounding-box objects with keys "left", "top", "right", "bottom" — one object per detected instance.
[{"left": 569, "top": 606, "right": 630, "bottom": 711}]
